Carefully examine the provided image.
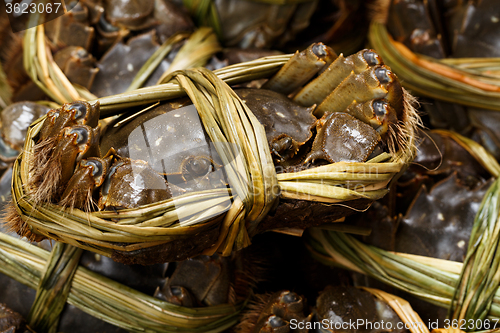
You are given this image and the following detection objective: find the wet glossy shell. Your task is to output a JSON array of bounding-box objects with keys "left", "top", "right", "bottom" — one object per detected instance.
[
  {"left": 101, "top": 99, "right": 220, "bottom": 176},
  {"left": 98, "top": 158, "right": 172, "bottom": 210},
  {"left": 305, "top": 112, "right": 381, "bottom": 164},
  {"left": 235, "top": 88, "right": 316, "bottom": 161}
]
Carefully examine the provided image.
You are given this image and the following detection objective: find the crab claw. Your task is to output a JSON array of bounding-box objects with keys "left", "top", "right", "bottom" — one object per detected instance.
[
  {"left": 60, "top": 157, "right": 110, "bottom": 211},
  {"left": 259, "top": 315, "right": 290, "bottom": 332},
  {"left": 303, "top": 112, "right": 381, "bottom": 165},
  {"left": 98, "top": 158, "right": 173, "bottom": 210},
  {"left": 30, "top": 124, "right": 100, "bottom": 204},
  {"left": 293, "top": 49, "right": 384, "bottom": 107},
  {"left": 249, "top": 291, "right": 311, "bottom": 333},
  {"left": 38, "top": 100, "right": 99, "bottom": 143},
  {"left": 344, "top": 99, "right": 398, "bottom": 137},
  {"left": 314, "top": 65, "right": 395, "bottom": 118}
]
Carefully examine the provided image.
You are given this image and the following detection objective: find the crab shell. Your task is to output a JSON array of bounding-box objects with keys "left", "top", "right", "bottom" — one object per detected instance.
[
  {"left": 304, "top": 112, "right": 381, "bottom": 164},
  {"left": 0, "top": 102, "right": 50, "bottom": 162},
  {"left": 314, "top": 286, "right": 406, "bottom": 333},
  {"left": 98, "top": 157, "right": 173, "bottom": 210},
  {"left": 235, "top": 88, "right": 317, "bottom": 164},
  {"left": 101, "top": 99, "right": 224, "bottom": 178}
]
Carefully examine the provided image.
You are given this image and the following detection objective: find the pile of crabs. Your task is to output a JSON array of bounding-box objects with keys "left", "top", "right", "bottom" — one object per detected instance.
[{"left": 0, "top": 0, "right": 499, "bottom": 332}]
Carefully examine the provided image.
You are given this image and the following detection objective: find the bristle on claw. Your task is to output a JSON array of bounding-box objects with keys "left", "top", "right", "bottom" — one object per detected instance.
[
  {"left": 59, "top": 185, "right": 96, "bottom": 213},
  {"left": 233, "top": 293, "right": 273, "bottom": 333},
  {"left": 3, "top": 199, "right": 45, "bottom": 242},
  {"left": 387, "top": 88, "right": 421, "bottom": 162},
  {"left": 28, "top": 138, "right": 62, "bottom": 206}
]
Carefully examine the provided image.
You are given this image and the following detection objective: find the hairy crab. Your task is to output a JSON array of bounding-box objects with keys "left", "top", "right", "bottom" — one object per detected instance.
[
  {"left": 237, "top": 286, "right": 408, "bottom": 333},
  {"left": 382, "top": 0, "right": 500, "bottom": 159},
  {"left": 346, "top": 129, "right": 494, "bottom": 322},
  {"left": 7, "top": 42, "right": 416, "bottom": 264},
  {"left": 28, "top": 46, "right": 407, "bottom": 208}
]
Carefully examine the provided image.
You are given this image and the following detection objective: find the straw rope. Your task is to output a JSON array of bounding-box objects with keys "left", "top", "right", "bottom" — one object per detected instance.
[
  {"left": 27, "top": 243, "right": 82, "bottom": 333},
  {"left": 0, "top": 232, "right": 243, "bottom": 332},
  {"left": 449, "top": 178, "right": 500, "bottom": 324}
]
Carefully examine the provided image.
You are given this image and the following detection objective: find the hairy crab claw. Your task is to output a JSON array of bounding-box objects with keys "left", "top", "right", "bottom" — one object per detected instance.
[
  {"left": 60, "top": 156, "right": 111, "bottom": 211},
  {"left": 263, "top": 43, "right": 338, "bottom": 96},
  {"left": 30, "top": 114, "right": 101, "bottom": 205},
  {"left": 314, "top": 65, "right": 398, "bottom": 118},
  {"left": 293, "top": 49, "right": 385, "bottom": 107},
  {"left": 237, "top": 291, "right": 311, "bottom": 333},
  {"left": 344, "top": 99, "right": 398, "bottom": 138},
  {"left": 38, "top": 100, "right": 100, "bottom": 143},
  {"left": 262, "top": 315, "right": 288, "bottom": 332}
]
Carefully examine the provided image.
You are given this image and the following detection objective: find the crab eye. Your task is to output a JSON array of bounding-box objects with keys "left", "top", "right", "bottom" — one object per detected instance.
[
  {"left": 268, "top": 315, "right": 286, "bottom": 328},
  {"left": 373, "top": 100, "right": 388, "bottom": 118},
  {"left": 363, "top": 50, "right": 381, "bottom": 66},
  {"left": 184, "top": 157, "right": 213, "bottom": 177},
  {"left": 282, "top": 291, "right": 299, "bottom": 303},
  {"left": 375, "top": 67, "right": 392, "bottom": 84}
]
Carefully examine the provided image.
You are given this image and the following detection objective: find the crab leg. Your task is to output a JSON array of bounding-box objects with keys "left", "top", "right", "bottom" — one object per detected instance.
[
  {"left": 262, "top": 43, "right": 336, "bottom": 95},
  {"left": 293, "top": 49, "right": 383, "bottom": 106},
  {"left": 314, "top": 65, "right": 394, "bottom": 118}
]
